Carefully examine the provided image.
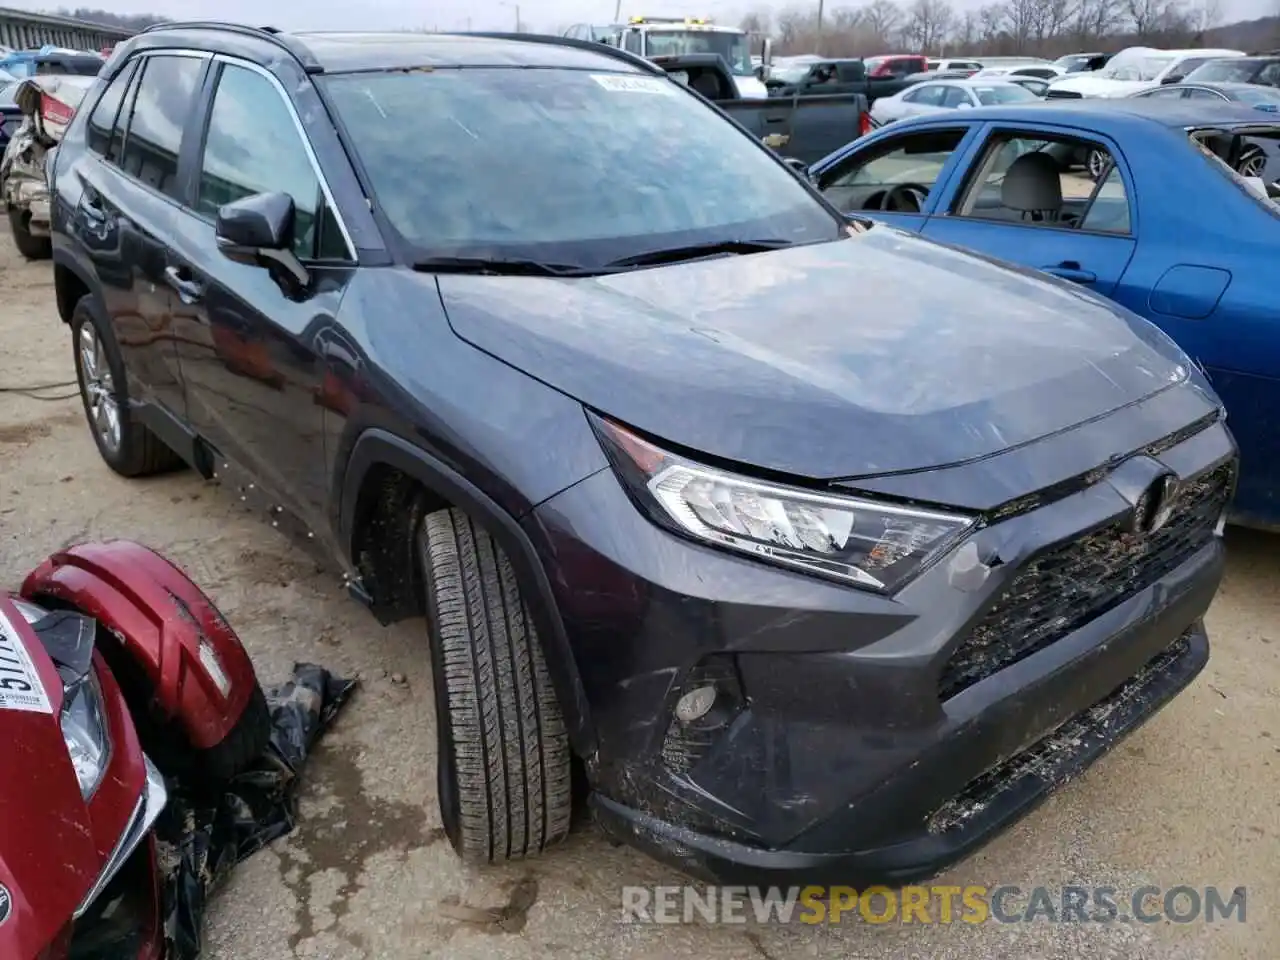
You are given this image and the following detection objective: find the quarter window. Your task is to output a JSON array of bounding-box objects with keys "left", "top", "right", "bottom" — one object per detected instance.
[
  {"left": 119, "top": 55, "right": 205, "bottom": 199},
  {"left": 196, "top": 62, "right": 346, "bottom": 260}
]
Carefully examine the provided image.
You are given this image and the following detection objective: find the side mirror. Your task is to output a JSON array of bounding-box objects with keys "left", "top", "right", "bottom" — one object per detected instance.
[
  {"left": 215, "top": 192, "right": 309, "bottom": 288},
  {"left": 762, "top": 37, "right": 773, "bottom": 71},
  {"left": 956, "top": 101, "right": 973, "bottom": 109},
  {"left": 1161, "top": 74, "right": 1183, "bottom": 85},
  {"left": 783, "top": 156, "right": 808, "bottom": 175}
]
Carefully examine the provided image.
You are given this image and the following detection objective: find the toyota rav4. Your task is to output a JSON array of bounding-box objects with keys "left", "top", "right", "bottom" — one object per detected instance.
[{"left": 48, "top": 23, "right": 1235, "bottom": 884}]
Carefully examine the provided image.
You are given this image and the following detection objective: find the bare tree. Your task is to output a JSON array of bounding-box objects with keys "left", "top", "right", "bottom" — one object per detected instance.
[
  {"left": 863, "top": 0, "right": 905, "bottom": 40},
  {"left": 904, "top": 0, "right": 956, "bottom": 51},
  {"left": 740, "top": 10, "right": 773, "bottom": 35}
]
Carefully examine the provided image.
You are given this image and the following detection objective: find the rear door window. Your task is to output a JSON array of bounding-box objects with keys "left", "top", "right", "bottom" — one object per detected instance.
[
  {"left": 86, "top": 59, "right": 139, "bottom": 159},
  {"left": 119, "top": 54, "right": 206, "bottom": 199}
]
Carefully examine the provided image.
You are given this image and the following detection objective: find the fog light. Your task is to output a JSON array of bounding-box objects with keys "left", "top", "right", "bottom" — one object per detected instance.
[{"left": 675, "top": 685, "right": 716, "bottom": 723}]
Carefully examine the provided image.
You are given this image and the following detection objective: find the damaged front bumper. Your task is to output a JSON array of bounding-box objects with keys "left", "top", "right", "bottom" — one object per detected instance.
[
  {"left": 74, "top": 756, "right": 167, "bottom": 919},
  {"left": 529, "top": 412, "right": 1235, "bottom": 886}
]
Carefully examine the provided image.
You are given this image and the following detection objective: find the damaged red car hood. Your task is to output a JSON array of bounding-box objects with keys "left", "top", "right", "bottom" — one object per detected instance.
[
  {"left": 436, "top": 228, "right": 1191, "bottom": 479},
  {"left": 0, "top": 596, "right": 98, "bottom": 959}
]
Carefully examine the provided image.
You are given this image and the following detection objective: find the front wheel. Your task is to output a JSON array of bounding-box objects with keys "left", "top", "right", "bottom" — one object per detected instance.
[{"left": 418, "top": 507, "right": 572, "bottom": 863}]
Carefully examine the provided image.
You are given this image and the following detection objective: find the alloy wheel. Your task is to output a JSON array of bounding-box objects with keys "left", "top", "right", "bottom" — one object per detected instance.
[{"left": 78, "top": 324, "right": 121, "bottom": 452}]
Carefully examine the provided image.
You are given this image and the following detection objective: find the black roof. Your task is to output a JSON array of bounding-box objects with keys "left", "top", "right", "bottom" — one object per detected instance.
[{"left": 128, "top": 22, "right": 655, "bottom": 76}]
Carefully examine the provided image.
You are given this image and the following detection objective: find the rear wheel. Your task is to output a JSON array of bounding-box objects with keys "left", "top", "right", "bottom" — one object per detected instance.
[
  {"left": 1237, "top": 146, "right": 1267, "bottom": 178},
  {"left": 418, "top": 507, "right": 572, "bottom": 863},
  {"left": 71, "top": 296, "right": 183, "bottom": 477},
  {"left": 1086, "top": 149, "right": 1110, "bottom": 181},
  {"left": 7, "top": 207, "right": 51, "bottom": 259}
]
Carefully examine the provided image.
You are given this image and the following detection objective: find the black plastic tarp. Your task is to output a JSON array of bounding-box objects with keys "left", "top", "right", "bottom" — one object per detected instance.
[{"left": 157, "top": 663, "right": 357, "bottom": 959}]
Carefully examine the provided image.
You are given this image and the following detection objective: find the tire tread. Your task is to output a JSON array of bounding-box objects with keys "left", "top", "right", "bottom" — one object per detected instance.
[{"left": 421, "top": 508, "right": 571, "bottom": 862}]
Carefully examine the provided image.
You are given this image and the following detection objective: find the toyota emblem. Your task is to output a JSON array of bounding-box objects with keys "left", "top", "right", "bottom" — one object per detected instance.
[{"left": 1129, "top": 474, "right": 1180, "bottom": 536}]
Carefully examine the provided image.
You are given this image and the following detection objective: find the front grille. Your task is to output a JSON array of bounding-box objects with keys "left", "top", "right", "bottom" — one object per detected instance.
[
  {"left": 1046, "top": 89, "right": 1084, "bottom": 99},
  {"left": 939, "top": 462, "right": 1233, "bottom": 700}
]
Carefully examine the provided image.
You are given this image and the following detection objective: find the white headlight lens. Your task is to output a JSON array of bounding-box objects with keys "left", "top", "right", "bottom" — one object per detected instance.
[
  {"left": 62, "top": 673, "right": 110, "bottom": 799},
  {"left": 648, "top": 464, "right": 971, "bottom": 590},
  {"left": 593, "top": 415, "right": 974, "bottom": 592}
]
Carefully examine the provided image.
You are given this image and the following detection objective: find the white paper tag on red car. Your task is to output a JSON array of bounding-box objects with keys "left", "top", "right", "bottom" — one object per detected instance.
[
  {"left": 0, "top": 606, "right": 53, "bottom": 713},
  {"left": 591, "top": 74, "right": 677, "bottom": 95}
]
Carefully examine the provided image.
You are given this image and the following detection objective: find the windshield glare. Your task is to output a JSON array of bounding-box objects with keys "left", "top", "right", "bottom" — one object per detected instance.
[
  {"left": 645, "top": 30, "right": 752, "bottom": 76},
  {"left": 1236, "top": 87, "right": 1280, "bottom": 105},
  {"left": 322, "top": 68, "right": 840, "bottom": 265},
  {"left": 1186, "top": 60, "right": 1259, "bottom": 83},
  {"left": 974, "top": 84, "right": 1039, "bottom": 104}
]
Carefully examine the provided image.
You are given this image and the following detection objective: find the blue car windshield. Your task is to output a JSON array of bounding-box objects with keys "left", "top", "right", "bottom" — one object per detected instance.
[{"left": 322, "top": 68, "right": 842, "bottom": 265}]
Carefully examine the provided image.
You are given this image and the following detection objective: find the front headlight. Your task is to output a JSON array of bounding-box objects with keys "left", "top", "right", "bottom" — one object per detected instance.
[
  {"left": 61, "top": 672, "right": 110, "bottom": 799},
  {"left": 592, "top": 415, "right": 974, "bottom": 592}
]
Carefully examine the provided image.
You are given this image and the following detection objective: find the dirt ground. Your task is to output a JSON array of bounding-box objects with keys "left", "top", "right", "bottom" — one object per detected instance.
[{"left": 2, "top": 235, "right": 1278, "bottom": 960}]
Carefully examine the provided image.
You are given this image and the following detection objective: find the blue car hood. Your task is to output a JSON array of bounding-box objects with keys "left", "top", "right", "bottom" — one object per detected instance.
[{"left": 436, "top": 226, "right": 1189, "bottom": 480}]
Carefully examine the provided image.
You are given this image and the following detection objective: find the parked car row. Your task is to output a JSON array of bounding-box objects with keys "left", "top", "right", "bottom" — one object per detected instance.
[{"left": 26, "top": 21, "right": 1239, "bottom": 916}]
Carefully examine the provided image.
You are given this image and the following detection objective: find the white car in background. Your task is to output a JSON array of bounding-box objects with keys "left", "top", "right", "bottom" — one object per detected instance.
[
  {"left": 971, "top": 63, "right": 1066, "bottom": 80},
  {"left": 870, "top": 78, "right": 1042, "bottom": 124},
  {"left": 1045, "top": 46, "right": 1246, "bottom": 98}
]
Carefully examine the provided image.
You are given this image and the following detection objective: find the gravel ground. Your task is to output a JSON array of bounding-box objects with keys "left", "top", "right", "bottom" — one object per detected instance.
[{"left": 1, "top": 234, "right": 1276, "bottom": 959}]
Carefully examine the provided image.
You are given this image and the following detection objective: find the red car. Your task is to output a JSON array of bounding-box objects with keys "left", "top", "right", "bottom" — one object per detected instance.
[{"left": 0, "top": 541, "right": 268, "bottom": 960}]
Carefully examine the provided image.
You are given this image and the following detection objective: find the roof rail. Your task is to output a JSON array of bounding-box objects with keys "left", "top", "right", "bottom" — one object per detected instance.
[
  {"left": 138, "top": 20, "right": 322, "bottom": 72},
  {"left": 450, "top": 31, "right": 664, "bottom": 75}
]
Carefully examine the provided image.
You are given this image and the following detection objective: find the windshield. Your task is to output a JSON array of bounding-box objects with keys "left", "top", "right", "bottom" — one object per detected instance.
[
  {"left": 321, "top": 68, "right": 840, "bottom": 265},
  {"left": 1236, "top": 87, "right": 1280, "bottom": 106},
  {"left": 974, "top": 84, "right": 1040, "bottom": 104},
  {"left": 644, "top": 30, "right": 753, "bottom": 76},
  {"left": 1185, "top": 59, "right": 1262, "bottom": 83},
  {"left": 1124, "top": 55, "right": 1174, "bottom": 81}
]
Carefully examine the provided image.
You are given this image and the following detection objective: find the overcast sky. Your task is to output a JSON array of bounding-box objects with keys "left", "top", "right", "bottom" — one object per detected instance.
[{"left": 7, "top": 0, "right": 1274, "bottom": 36}]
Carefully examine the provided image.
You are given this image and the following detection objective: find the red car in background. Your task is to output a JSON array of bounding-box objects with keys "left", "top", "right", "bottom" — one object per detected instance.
[
  {"left": 863, "top": 53, "right": 928, "bottom": 78},
  {"left": 0, "top": 541, "right": 268, "bottom": 960}
]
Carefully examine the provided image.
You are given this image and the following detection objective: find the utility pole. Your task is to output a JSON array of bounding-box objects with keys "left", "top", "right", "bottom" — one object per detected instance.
[
  {"left": 816, "top": 0, "right": 825, "bottom": 54},
  {"left": 515, "top": 4, "right": 522, "bottom": 31},
  {"left": 614, "top": 0, "right": 623, "bottom": 20}
]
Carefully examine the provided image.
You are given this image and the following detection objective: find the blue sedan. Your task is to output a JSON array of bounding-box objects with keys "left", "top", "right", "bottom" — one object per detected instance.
[{"left": 807, "top": 99, "right": 1280, "bottom": 528}]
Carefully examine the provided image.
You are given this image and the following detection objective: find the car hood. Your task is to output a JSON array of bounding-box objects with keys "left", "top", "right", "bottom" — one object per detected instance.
[
  {"left": 0, "top": 597, "right": 98, "bottom": 959},
  {"left": 436, "top": 226, "right": 1189, "bottom": 480}
]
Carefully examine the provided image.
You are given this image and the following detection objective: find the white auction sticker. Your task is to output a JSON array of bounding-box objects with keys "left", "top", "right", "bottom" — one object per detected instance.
[
  {"left": 0, "top": 604, "right": 53, "bottom": 713},
  {"left": 591, "top": 73, "right": 677, "bottom": 95}
]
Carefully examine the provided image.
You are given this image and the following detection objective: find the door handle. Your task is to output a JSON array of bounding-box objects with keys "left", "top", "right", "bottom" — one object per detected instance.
[
  {"left": 164, "top": 265, "right": 205, "bottom": 305},
  {"left": 1043, "top": 261, "right": 1096, "bottom": 284}
]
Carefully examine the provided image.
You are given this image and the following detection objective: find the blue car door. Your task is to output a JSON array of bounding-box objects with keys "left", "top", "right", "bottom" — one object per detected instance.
[
  {"left": 812, "top": 122, "right": 982, "bottom": 232},
  {"left": 919, "top": 123, "right": 1138, "bottom": 296}
]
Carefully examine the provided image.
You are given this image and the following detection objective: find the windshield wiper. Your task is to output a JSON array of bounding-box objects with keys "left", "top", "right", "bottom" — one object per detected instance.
[
  {"left": 411, "top": 256, "right": 599, "bottom": 278},
  {"left": 604, "top": 238, "right": 795, "bottom": 269}
]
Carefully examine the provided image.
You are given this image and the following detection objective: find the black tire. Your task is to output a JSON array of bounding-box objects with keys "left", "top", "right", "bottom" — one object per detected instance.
[
  {"left": 70, "top": 295, "right": 184, "bottom": 478},
  {"left": 418, "top": 507, "right": 572, "bottom": 863},
  {"left": 8, "top": 207, "right": 51, "bottom": 260}
]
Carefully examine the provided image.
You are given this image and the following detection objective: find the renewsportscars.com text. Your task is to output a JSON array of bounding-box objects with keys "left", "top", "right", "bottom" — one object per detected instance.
[{"left": 620, "top": 884, "right": 1248, "bottom": 925}]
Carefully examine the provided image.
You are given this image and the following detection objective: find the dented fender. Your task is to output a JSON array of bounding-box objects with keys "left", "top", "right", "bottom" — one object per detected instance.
[{"left": 20, "top": 540, "right": 258, "bottom": 749}]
